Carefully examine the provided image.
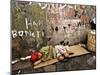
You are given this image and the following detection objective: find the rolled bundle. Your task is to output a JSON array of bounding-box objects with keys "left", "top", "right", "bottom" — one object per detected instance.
[{"left": 87, "top": 30, "right": 96, "bottom": 52}]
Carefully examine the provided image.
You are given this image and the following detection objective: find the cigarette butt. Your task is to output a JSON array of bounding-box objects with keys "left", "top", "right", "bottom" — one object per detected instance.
[
  {"left": 25, "top": 56, "right": 31, "bottom": 59},
  {"left": 20, "top": 57, "right": 26, "bottom": 60},
  {"left": 12, "top": 59, "right": 20, "bottom": 64}
]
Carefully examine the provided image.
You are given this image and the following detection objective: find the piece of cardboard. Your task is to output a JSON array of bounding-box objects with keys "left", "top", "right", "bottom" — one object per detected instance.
[{"left": 34, "top": 45, "right": 90, "bottom": 69}]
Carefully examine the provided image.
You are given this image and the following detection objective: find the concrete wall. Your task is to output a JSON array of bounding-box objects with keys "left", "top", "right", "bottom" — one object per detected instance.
[{"left": 46, "top": 4, "right": 95, "bottom": 45}]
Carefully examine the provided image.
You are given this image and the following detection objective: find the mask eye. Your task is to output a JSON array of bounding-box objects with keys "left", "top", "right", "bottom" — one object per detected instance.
[
  {"left": 78, "top": 22, "right": 81, "bottom": 26},
  {"left": 63, "top": 26, "right": 66, "bottom": 30},
  {"left": 60, "top": 41, "right": 64, "bottom": 45},
  {"left": 55, "top": 26, "right": 58, "bottom": 32},
  {"left": 66, "top": 41, "right": 69, "bottom": 45},
  {"left": 68, "top": 24, "right": 71, "bottom": 27}
]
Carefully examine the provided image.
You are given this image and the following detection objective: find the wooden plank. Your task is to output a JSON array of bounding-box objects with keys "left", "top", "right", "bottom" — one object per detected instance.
[
  {"left": 69, "top": 45, "right": 90, "bottom": 57},
  {"left": 34, "top": 59, "right": 58, "bottom": 69},
  {"left": 33, "top": 45, "right": 90, "bottom": 69}
]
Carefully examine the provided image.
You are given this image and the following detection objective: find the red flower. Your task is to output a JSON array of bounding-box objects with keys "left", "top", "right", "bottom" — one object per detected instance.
[{"left": 31, "top": 52, "right": 42, "bottom": 62}]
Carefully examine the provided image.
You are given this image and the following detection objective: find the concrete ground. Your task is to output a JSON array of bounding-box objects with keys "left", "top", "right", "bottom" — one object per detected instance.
[{"left": 12, "top": 53, "right": 96, "bottom": 75}]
